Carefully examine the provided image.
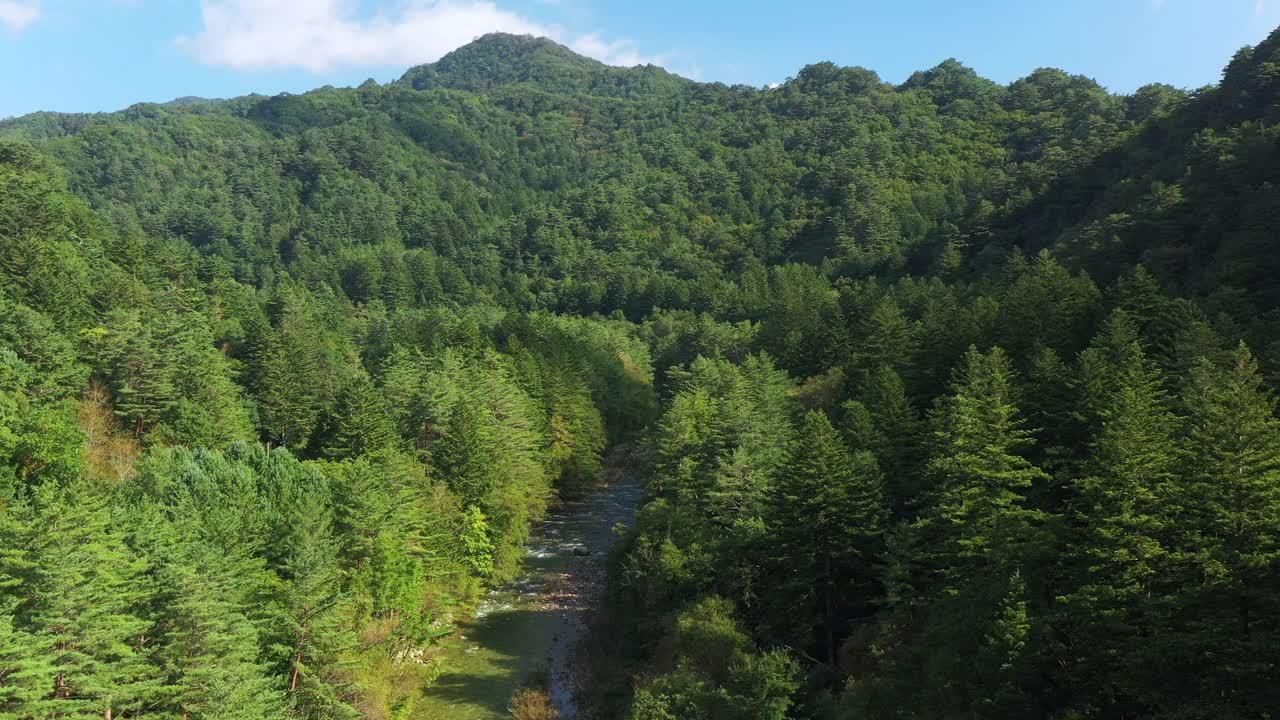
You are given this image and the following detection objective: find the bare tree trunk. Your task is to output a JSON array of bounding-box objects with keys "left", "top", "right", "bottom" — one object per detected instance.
[{"left": 823, "top": 550, "right": 837, "bottom": 669}]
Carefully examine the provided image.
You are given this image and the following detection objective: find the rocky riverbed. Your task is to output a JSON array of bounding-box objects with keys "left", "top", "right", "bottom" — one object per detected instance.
[{"left": 415, "top": 449, "right": 642, "bottom": 719}]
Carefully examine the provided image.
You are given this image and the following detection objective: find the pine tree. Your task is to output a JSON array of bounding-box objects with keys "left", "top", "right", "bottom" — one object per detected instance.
[
  {"left": 766, "top": 411, "right": 886, "bottom": 666},
  {"left": 260, "top": 335, "right": 321, "bottom": 450},
  {"left": 378, "top": 345, "right": 431, "bottom": 443},
  {"left": 327, "top": 457, "right": 396, "bottom": 565},
  {"left": 158, "top": 311, "right": 255, "bottom": 447},
  {"left": 900, "top": 346, "right": 1047, "bottom": 714},
  {"left": 850, "top": 297, "right": 919, "bottom": 384},
  {"left": 157, "top": 542, "right": 286, "bottom": 720},
  {"left": 323, "top": 373, "right": 397, "bottom": 459},
  {"left": 926, "top": 346, "right": 1046, "bottom": 579},
  {"left": 973, "top": 571, "right": 1031, "bottom": 718},
  {"left": 431, "top": 400, "right": 498, "bottom": 509},
  {"left": 275, "top": 488, "right": 358, "bottom": 720},
  {"left": 0, "top": 613, "right": 53, "bottom": 720},
  {"left": 838, "top": 399, "right": 885, "bottom": 457},
  {"left": 653, "top": 388, "right": 729, "bottom": 513},
  {"left": 233, "top": 305, "right": 276, "bottom": 398},
  {"left": 111, "top": 321, "right": 176, "bottom": 439},
  {"left": 24, "top": 485, "right": 161, "bottom": 720},
  {"left": 259, "top": 296, "right": 325, "bottom": 450},
  {"left": 1172, "top": 342, "right": 1280, "bottom": 714},
  {"left": 0, "top": 490, "right": 49, "bottom": 719},
  {"left": 861, "top": 365, "right": 922, "bottom": 511},
  {"left": 1058, "top": 339, "right": 1177, "bottom": 713}
]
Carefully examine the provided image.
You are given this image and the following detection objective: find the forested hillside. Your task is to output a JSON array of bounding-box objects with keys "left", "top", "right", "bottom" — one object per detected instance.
[{"left": 1, "top": 27, "right": 1279, "bottom": 720}]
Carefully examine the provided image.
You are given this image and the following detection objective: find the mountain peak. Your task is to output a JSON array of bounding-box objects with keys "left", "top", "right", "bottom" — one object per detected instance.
[
  {"left": 398, "top": 34, "right": 602, "bottom": 93},
  {"left": 397, "top": 33, "right": 689, "bottom": 99}
]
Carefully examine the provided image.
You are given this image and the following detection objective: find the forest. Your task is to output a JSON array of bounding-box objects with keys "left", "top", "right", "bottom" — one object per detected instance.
[{"left": 1, "top": 25, "right": 1279, "bottom": 719}]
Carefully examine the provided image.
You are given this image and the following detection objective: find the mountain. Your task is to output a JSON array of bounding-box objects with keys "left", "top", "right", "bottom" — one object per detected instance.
[
  {"left": 2, "top": 27, "right": 1280, "bottom": 720},
  {"left": 398, "top": 32, "right": 691, "bottom": 98}
]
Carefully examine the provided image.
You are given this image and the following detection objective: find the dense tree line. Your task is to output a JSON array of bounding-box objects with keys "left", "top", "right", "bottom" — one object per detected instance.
[
  {"left": 1, "top": 26, "right": 1279, "bottom": 719},
  {"left": 0, "top": 139, "right": 655, "bottom": 717},
  {"left": 604, "top": 273, "right": 1280, "bottom": 719}
]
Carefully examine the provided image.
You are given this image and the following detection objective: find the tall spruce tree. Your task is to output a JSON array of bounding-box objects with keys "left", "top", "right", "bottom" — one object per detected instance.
[
  {"left": 431, "top": 400, "right": 498, "bottom": 509},
  {"left": 1172, "top": 342, "right": 1280, "bottom": 714},
  {"left": 323, "top": 373, "right": 397, "bottom": 459},
  {"left": 766, "top": 411, "right": 886, "bottom": 667},
  {"left": 0, "top": 613, "right": 53, "bottom": 720},
  {"left": 861, "top": 365, "right": 922, "bottom": 511},
  {"left": 901, "top": 346, "right": 1047, "bottom": 714},
  {"left": 259, "top": 296, "right": 325, "bottom": 450},
  {"left": 1058, "top": 339, "right": 1178, "bottom": 714},
  {"left": 155, "top": 542, "right": 286, "bottom": 720},
  {"left": 23, "top": 485, "right": 161, "bottom": 720},
  {"left": 926, "top": 346, "right": 1046, "bottom": 579},
  {"left": 275, "top": 488, "right": 358, "bottom": 720}
]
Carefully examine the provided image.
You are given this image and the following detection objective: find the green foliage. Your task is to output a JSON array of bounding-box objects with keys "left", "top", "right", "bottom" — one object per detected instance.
[
  {"left": 13, "top": 484, "right": 161, "bottom": 719},
  {"left": 629, "top": 598, "right": 800, "bottom": 720},
  {"left": 925, "top": 346, "right": 1045, "bottom": 573},
  {"left": 433, "top": 400, "right": 499, "bottom": 508},
  {"left": 1056, "top": 336, "right": 1178, "bottom": 712},
  {"left": 764, "top": 411, "right": 886, "bottom": 664},
  {"left": 152, "top": 540, "right": 287, "bottom": 720},
  {"left": 0, "top": 613, "right": 53, "bottom": 719},
  {"left": 2, "top": 25, "right": 1280, "bottom": 720},
  {"left": 322, "top": 372, "right": 397, "bottom": 458}
]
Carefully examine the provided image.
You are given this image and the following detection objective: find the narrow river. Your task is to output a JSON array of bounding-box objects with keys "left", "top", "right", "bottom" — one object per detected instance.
[{"left": 414, "top": 458, "right": 643, "bottom": 719}]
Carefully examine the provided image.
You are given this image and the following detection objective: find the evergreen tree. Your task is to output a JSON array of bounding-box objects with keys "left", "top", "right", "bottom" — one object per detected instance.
[
  {"left": 926, "top": 346, "right": 1046, "bottom": 579},
  {"left": 109, "top": 319, "right": 176, "bottom": 439},
  {"left": 431, "top": 400, "right": 498, "bottom": 508},
  {"left": 766, "top": 411, "right": 886, "bottom": 666},
  {"left": 850, "top": 298, "right": 919, "bottom": 384},
  {"left": 0, "top": 613, "right": 53, "bottom": 720},
  {"left": 323, "top": 373, "right": 397, "bottom": 459},
  {"left": 838, "top": 399, "right": 885, "bottom": 457},
  {"left": 158, "top": 312, "right": 255, "bottom": 448},
  {"left": 1022, "top": 344, "right": 1082, "bottom": 497},
  {"left": 899, "top": 346, "right": 1046, "bottom": 714},
  {"left": 860, "top": 365, "right": 922, "bottom": 511},
  {"left": 156, "top": 542, "right": 286, "bottom": 720},
  {"left": 23, "top": 486, "right": 161, "bottom": 720},
  {"left": 1058, "top": 339, "right": 1178, "bottom": 714},
  {"left": 653, "top": 388, "right": 729, "bottom": 514},
  {"left": 1171, "top": 343, "right": 1280, "bottom": 713},
  {"left": 973, "top": 571, "right": 1031, "bottom": 718},
  {"left": 259, "top": 296, "right": 325, "bottom": 450},
  {"left": 274, "top": 489, "right": 358, "bottom": 720}
]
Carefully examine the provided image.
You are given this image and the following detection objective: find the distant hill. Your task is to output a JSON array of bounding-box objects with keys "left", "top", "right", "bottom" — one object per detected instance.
[{"left": 397, "top": 32, "right": 691, "bottom": 98}]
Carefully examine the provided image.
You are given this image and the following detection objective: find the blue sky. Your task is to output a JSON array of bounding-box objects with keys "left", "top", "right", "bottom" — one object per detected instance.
[{"left": 2, "top": 0, "right": 1279, "bottom": 119}]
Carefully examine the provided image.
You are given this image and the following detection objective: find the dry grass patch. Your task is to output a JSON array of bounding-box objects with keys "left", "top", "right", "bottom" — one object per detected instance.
[
  {"left": 510, "top": 688, "right": 562, "bottom": 720},
  {"left": 78, "top": 382, "right": 141, "bottom": 483}
]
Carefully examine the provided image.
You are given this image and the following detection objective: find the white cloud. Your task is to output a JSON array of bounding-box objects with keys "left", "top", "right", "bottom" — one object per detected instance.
[
  {"left": 570, "top": 32, "right": 666, "bottom": 68},
  {"left": 179, "top": 0, "right": 548, "bottom": 72},
  {"left": 0, "top": 0, "right": 40, "bottom": 32},
  {"left": 179, "top": 0, "right": 681, "bottom": 75}
]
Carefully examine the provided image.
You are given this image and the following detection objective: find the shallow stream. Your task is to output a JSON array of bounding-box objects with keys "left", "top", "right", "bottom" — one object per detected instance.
[{"left": 414, "top": 467, "right": 643, "bottom": 719}]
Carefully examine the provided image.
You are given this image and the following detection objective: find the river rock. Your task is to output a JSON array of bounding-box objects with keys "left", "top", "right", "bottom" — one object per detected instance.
[{"left": 573, "top": 546, "right": 592, "bottom": 556}]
